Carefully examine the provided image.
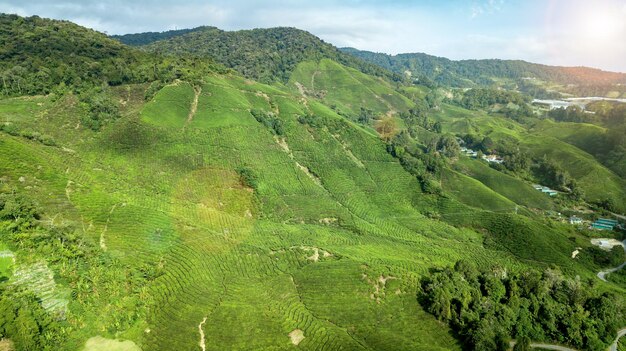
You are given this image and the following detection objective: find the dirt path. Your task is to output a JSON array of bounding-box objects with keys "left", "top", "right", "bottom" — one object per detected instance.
[
  {"left": 100, "top": 204, "right": 119, "bottom": 251},
  {"left": 509, "top": 327, "right": 626, "bottom": 351},
  {"left": 592, "top": 239, "right": 626, "bottom": 282},
  {"left": 198, "top": 317, "right": 207, "bottom": 351},
  {"left": 311, "top": 70, "right": 321, "bottom": 91},
  {"left": 610, "top": 328, "right": 626, "bottom": 351},
  {"left": 184, "top": 86, "right": 201, "bottom": 128},
  {"left": 611, "top": 213, "right": 626, "bottom": 221}
]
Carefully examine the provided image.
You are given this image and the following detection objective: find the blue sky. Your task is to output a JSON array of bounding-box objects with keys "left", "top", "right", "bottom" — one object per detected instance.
[{"left": 2, "top": 0, "right": 625, "bottom": 72}]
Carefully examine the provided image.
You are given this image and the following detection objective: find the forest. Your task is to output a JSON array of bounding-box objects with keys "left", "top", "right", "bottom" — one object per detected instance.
[{"left": 421, "top": 261, "right": 625, "bottom": 351}]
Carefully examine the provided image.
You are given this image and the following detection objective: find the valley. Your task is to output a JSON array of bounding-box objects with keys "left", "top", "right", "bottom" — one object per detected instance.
[{"left": 0, "top": 11, "right": 625, "bottom": 351}]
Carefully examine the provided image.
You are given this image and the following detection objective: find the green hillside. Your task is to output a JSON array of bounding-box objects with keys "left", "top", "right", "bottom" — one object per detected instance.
[
  {"left": 0, "top": 14, "right": 224, "bottom": 98},
  {"left": 133, "top": 27, "right": 398, "bottom": 84},
  {"left": 341, "top": 48, "right": 626, "bottom": 97},
  {"left": 452, "top": 158, "right": 554, "bottom": 210},
  {"left": 0, "top": 14, "right": 625, "bottom": 351},
  {"left": 2, "top": 71, "right": 619, "bottom": 351},
  {"left": 430, "top": 103, "right": 626, "bottom": 211},
  {"left": 288, "top": 59, "right": 414, "bottom": 117}
]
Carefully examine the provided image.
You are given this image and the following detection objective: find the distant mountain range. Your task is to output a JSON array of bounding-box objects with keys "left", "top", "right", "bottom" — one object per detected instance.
[{"left": 340, "top": 48, "right": 626, "bottom": 89}]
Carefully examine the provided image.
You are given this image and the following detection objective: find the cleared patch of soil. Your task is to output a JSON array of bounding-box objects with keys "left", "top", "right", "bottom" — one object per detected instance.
[
  {"left": 0, "top": 339, "right": 14, "bottom": 351},
  {"left": 289, "top": 329, "right": 305, "bottom": 346},
  {"left": 199, "top": 317, "right": 208, "bottom": 351}
]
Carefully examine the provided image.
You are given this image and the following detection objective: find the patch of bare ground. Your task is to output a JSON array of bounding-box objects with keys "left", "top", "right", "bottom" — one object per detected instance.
[
  {"left": 288, "top": 329, "right": 305, "bottom": 345},
  {"left": 295, "top": 162, "right": 322, "bottom": 187},
  {"left": 274, "top": 136, "right": 293, "bottom": 158},
  {"left": 184, "top": 86, "right": 201, "bottom": 128},
  {"left": 318, "top": 217, "right": 338, "bottom": 225},
  {"left": 198, "top": 317, "right": 208, "bottom": 351},
  {"left": 362, "top": 273, "right": 397, "bottom": 304},
  {"left": 0, "top": 339, "right": 14, "bottom": 351}
]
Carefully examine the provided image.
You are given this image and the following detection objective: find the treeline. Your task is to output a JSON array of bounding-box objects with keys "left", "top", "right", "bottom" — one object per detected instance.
[
  {"left": 112, "top": 27, "right": 206, "bottom": 46},
  {"left": 0, "top": 14, "right": 224, "bottom": 98},
  {"left": 341, "top": 48, "right": 626, "bottom": 88},
  {"left": 140, "top": 27, "right": 402, "bottom": 84},
  {"left": 551, "top": 102, "right": 626, "bottom": 126},
  {"left": 458, "top": 88, "right": 530, "bottom": 110},
  {"left": 420, "top": 261, "right": 625, "bottom": 351}
]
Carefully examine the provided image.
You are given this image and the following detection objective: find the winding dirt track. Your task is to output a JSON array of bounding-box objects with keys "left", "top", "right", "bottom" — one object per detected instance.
[{"left": 595, "top": 239, "right": 626, "bottom": 282}]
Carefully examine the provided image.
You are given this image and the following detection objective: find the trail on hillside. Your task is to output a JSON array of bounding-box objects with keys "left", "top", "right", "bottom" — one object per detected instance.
[
  {"left": 610, "top": 328, "right": 626, "bottom": 351},
  {"left": 198, "top": 317, "right": 208, "bottom": 351},
  {"left": 592, "top": 239, "right": 626, "bottom": 282},
  {"left": 184, "top": 86, "right": 201, "bottom": 128},
  {"left": 99, "top": 204, "right": 119, "bottom": 251}
]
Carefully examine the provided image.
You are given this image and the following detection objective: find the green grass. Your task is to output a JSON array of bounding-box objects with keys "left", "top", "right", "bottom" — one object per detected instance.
[
  {"left": 141, "top": 82, "right": 195, "bottom": 128},
  {"left": 0, "top": 72, "right": 622, "bottom": 351},
  {"left": 81, "top": 337, "right": 141, "bottom": 351},
  {"left": 453, "top": 158, "right": 554, "bottom": 210},
  {"left": 0, "top": 242, "right": 13, "bottom": 280},
  {"left": 441, "top": 168, "right": 518, "bottom": 212},
  {"left": 289, "top": 59, "right": 414, "bottom": 117}
]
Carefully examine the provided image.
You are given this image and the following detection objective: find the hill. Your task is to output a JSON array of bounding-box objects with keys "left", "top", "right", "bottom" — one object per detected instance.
[
  {"left": 341, "top": 48, "right": 626, "bottom": 96},
  {"left": 0, "top": 14, "right": 223, "bottom": 98},
  {"left": 0, "top": 14, "right": 625, "bottom": 351},
  {"left": 111, "top": 27, "right": 207, "bottom": 46},
  {"left": 119, "top": 26, "right": 400, "bottom": 84}
]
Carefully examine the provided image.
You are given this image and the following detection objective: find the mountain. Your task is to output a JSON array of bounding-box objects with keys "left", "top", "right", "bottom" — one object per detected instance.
[
  {"left": 341, "top": 48, "right": 626, "bottom": 96},
  {"left": 0, "top": 14, "right": 625, "bottom": 351},
  {"left": 116, "top": 26, "right": 400, "bottom": 84},
  {"left": 111, "top": 27, "right": 207, "bottom": 46},
  {"left": 0, "top": 14, "right": 223, "bottom": 97}
]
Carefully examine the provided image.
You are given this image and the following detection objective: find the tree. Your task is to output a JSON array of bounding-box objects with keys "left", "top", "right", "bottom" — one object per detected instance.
[
  {"left": 375, "top": 116, "right": 399, "bottom": 142},
  {"left": 433, "top": 121, "right": 442, "bottom": 133},
  {"left": 436, "top": 135, "right": 461, "bottom": 158},
  {"left": 513, "top": 335, "right": 531, "bottom": 351}
]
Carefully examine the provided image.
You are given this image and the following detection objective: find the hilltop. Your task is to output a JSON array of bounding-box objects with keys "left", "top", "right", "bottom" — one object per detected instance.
[
  {"left": 0, "top": 14, "right": 224, "bottom": 97},
  {"left": 341, "top": 47, "right": 626, "bottom": 97},
  {"left": 114, "top": 26, "right": 399, "bottom": 84}
]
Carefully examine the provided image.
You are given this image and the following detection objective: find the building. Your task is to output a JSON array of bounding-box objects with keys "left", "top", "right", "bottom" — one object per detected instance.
[
  {"left": 591, "top": 218, "right": 618, "bottom": 231},
  {"left": 569, "top": 216, "right": 583, "bottom": 225},
  {"left": 531, "top": 184, "right": 558, "bottom": 196},
  {"left": 482, "top": 154, "right": 504, "bottom": 164}
]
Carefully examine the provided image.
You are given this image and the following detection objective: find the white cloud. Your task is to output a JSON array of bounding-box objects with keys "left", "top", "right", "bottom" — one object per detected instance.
[{"left": 0, "top": 0, "right": 624, "bottom": 72}]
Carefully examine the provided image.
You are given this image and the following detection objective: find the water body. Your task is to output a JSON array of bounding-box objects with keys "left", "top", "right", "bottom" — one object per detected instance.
[{"left": 532, "top": 97, "right": 626, "bottom": 110}]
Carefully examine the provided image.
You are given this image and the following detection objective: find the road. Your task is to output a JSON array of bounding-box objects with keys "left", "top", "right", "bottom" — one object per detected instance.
[
  {"left": 508, "top": 328, "right": 626, "bottom": 351},
  {"left": 594, "top": 239, "right": 626, "bottom": 282},
  {"left": 610, "top": 212, "right": 626, "bottom": 221},
  {"left": 610, "top": 328, "right": 626, "bottom": 351},
  {"left": 529, "top": 343, "right": 578, "bottom": 351}
]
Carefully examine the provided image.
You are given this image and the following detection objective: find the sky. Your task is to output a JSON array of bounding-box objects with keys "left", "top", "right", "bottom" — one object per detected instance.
[{"left": 2, "top": 0, "right": 626, "bottom": 72}]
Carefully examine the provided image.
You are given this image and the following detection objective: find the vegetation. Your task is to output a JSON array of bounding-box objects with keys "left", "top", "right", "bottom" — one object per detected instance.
[
  {"left": 0, "top": 13, "right": 625, "bottom": 351},
  {"left": 0, "top": 14, "right": 224, "bottom": 98},
  {"left": 137, "top": 27, "right": 401, "bottom": 84},
  {"left": 341, "top": 48, "right": 626, "bottom": 92},
  {"left": 421, "top": 261, "right": 625, "bottom": 351}
]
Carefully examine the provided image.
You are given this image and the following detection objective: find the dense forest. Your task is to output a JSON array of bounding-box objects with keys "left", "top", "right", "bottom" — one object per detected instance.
[
  {"left": 0, "top": 14, "right": 225, "bottom": 97},
  {"left": 119, "top": 26, "right": 402, "bottom": 84},
  {"left": 341, "top": 48, "right": 626, "bottom": 91},
  {"left": 421, "top": 261, "right": 625, "bottom": 351},
  {"left": 111, "top": 27, "right": 206, "bottom": 46}
]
